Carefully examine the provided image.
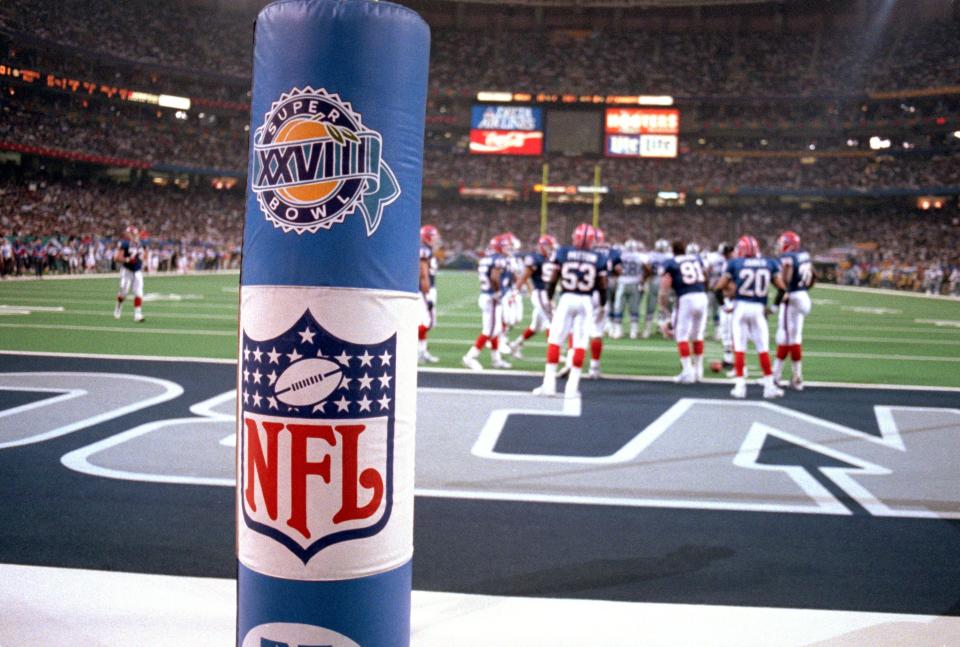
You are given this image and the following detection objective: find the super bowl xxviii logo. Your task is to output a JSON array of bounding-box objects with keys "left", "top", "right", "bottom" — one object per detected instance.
[
  {"left": 251, "top": 87, "right": 400, "bottom": 237},
  {"left": 240, "top": 310, "right": 395, "bottom": 563}
]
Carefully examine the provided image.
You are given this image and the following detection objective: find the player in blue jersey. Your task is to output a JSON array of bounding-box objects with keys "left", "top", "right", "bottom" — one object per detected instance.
[
  {"left": 642, "top": 238, "right": 672, "bottom": 338},
  {"left": 772, "top": 230, "right": 815, "bottom": 390},
  {"left": 510, "top": 234, "right": 557, "bottom": 358},
  {"left": 463, "top": 235, "right": 512, "bottom": 370},
  {"left": 534, "top": 223, "right": 607, "bottom": 398},
  {"left": 611, "top": 239, "right": 648, "bottom": 339},
  {"left": 659, "top": 240, "right": 709, "bottom": 383},
  {"left": 113, "top": 225, "right": 147, "bottom": 322},
  {"left": 418, "top": 225, "right": 440, "bottom": 364},
  {"left": 714, "top": 235, "right": 788, "bottom": 399}
]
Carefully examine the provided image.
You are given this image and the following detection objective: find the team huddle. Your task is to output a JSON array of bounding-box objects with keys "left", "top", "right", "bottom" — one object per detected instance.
[{"left": 418, "top": 223, "right": 814, "bottom": 398}]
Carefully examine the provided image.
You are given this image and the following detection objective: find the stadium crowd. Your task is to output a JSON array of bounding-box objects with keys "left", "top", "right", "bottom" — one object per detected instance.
[
  {"left": 3, "top": 1, "right": 959, "bottom": 96},
  {"left": 0, "top": 176, "right": 242, "bottom": 278}
]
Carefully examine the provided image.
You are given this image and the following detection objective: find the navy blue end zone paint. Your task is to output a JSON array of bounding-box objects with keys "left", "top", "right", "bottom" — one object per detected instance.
[
  {"left": 0, "top": 388, "right": 60, "bottom": 411},
  {"left": 0, "top": 355, "right": 958, "bottom": 616}
]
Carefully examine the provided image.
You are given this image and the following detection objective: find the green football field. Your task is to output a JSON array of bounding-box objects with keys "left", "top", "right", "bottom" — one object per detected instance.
[{"left": 0, "top": 270, "right": 959, "bottom": 388}]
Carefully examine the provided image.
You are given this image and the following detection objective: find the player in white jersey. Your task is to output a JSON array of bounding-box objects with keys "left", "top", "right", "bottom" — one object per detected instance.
[
  {"left": 534, "top": 223, "right": 607, "bottom": 399},
  {"left": 642, "top": 238, "right": 672, "bottom": 338},
  {"left": 510, "top": 235, "right": 557, "bottom": 358},
  {"left": 707, "top": 242, "right": 736, "bottom": 373},
  {"left": 418, "top": 225, "right": 440, "bottom": 364},
  {"left": 772, "top": 230, "right": 815, "bottom": 390},
  {"left": 611, "top": 239, "right": 648, "bottom": 339},
  {"left": 114, "top": 225, "right": 147, "bottom": 322},
  {"left": 498, "top": 232, "right": 525, "bottom": 354},
  {"left": 463, "top": 235, "right": 512, "bottom": 370}
]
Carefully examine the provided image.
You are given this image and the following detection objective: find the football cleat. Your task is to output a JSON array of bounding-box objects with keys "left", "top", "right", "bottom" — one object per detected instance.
[
  {"left": 491, "top": 358, "right": 512, "bottom": 369},
  {"left": 114, "top": 304, "right": 122, "bottom": 319},
  {"left": 763, "top": 384, "right": 785, "bottom": 399},
  {"left": 532, "top": 385, "right": 557, "bottom": 397},
  {"left": 673, "top": 371, "right": 695, "bottom": 384},
  {"left": 791, "top": 376, "right": 804, "bottom": 391},
  {"left": 133, "top": 312, "right": 145, "bottom": 323},
  {"left": 556, "top": 364, "right": 571, "bottom": 379},
  {"left": 462, "top": 355, "right": 483, "bottom": 371},
  {"left": 508, "top": 341, "right": 524, "bottom": 359},
  {"left": 587, "top": 368, "right": 601, "bottom": 380},
  {"left": 419, "top": 350, "right": 439, "bottom": 364},
  {"left": 730, "top": 382, "right": 747, "bottom": 399}
]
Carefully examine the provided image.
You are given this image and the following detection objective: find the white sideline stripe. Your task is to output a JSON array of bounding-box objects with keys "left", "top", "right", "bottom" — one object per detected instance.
[
  {"left": 0, "top": 322, "right": 235, "bottom": 336},
  {"left": 818, "top": 283, "right": 960, "bottom": 302},
  {"left": 0, "top": 305, "right": 66, "bottom": 313},
  {"left": 56, "top": 309, "right": 237, "bottom": 321},
  {"left": 0, "top": 268, "right": 239, "bottom": 282},
  {"left": 0, "top": 349, "right": 236, "bottom": 364},
  {"left": 3, "top": 564, "right": 957, "bottom": 647},
  {"left": 424, "top": 337, "right": 960, "bottom": 362},
  {"left": 2, "top": 350, "right": 959, "bottom": 391},
  {"left": 0, "top": 296, "right": 240, "bottom": 309}
]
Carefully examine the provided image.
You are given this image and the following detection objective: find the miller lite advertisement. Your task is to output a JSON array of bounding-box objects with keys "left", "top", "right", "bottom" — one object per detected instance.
[
  {"left": 470, "top": 104, "right": 543, "bottom": 155},
  {"left": 604, "top": 107, "right": 680, "bottom": 158}
]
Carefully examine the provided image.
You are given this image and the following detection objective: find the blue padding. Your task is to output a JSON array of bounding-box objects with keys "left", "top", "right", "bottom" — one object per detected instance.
[
  {"left": 242, "top": 0, "right": 430, "bottom": 292},
  {"left": 237, "top": 560, "right": 412, "bottom": 646}
]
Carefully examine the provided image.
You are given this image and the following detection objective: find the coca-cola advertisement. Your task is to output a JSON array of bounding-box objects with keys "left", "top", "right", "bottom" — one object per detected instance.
[{"left": 469, "top": 129, "right": 544, "bottom": 155}]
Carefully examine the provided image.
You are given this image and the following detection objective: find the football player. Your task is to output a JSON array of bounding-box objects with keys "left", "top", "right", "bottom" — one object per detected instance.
[
  {"left": 418, "top": 225, "right": 440, "bottom": 364},
  {"left": 498, "top": 232, "right": 524, "bottom": 354},
  {"left": 611, "top": 239, "right": 648, "bottom": 339},
  {"left": 463, "top": 236, "right": 512, "bottom": 370},
  {"left": 510, "top": 234, "right": 557, "bottom": 358},
  {"left": 534, "top": 223, "right": 606, "bottom": 398},
  {"left": 708, "top": 242, "right": 736, "bottom": 372},
  {"left": 772, "top": 230, "right": 815, "bottom": 390},
  {"left": 587, "top": 228, "right": 611, "bottom": 378},
  {"left": 114, "top": 225, "right": 147, "bottom": 322},
  {"left": 714, "top": 235, "right": 787, "bottom": 399},
  {"left": 659, "top": 241, "right": 709, "bottom": 383},
  {"left": 642, "top": 238, "right": 672, "bottom": 338}
]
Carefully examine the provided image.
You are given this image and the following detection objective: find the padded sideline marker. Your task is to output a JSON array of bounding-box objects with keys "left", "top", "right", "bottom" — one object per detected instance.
[{"left": 237, "top": 1, "right": 429, "bottom": 644}]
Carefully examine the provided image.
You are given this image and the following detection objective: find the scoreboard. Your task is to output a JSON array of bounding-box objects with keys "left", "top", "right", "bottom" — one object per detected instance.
[{"left": 470, "top": 97, "right": 679, "bottom": 158}]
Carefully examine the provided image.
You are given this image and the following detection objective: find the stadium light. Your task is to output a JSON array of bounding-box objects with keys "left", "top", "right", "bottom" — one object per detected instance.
[
  {"left": 869, "top": 136, "right": 891, "bottom": 150},
  {"left": 477, "top": 91, "right": 513, "bottom": 102},
  {"left": 954, "top": 130, "right": 960, "bottom": 139}
]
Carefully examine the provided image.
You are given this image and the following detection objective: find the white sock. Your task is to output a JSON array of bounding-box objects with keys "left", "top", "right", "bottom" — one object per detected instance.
[
  {"left": 542, "top": 363, "right": 557, "bottom": 393},
  {"left": 565, "top": 367, "right": 582, "bottom": 397}
]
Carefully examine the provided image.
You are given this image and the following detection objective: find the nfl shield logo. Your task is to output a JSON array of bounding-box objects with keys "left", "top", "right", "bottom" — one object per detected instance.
[{"left": 239, "top": 310, "right": 395, "bottom": 564}]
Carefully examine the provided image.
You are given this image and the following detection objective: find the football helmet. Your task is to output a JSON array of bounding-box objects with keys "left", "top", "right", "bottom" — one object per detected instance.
[
  {"left": 685, "top": 242, "right": 701, "bottom": 256},
  {"left": 487, "top": 235, "right": 507, "bottom": 254},
  {"left": 571, "top": 223, "right": 597, "bottom": 249},
  {"left": 124, "top": 225, "right": 139, "bottom": 239},
  {"left": 778, "top": 230, "right": 801, "bottom": 253},
  {"left": 502, "top": 231, "right": 521, "bottom": 252},
  {"left": 654, "top": 238, "right": 670, "bottom": 253},
  {"left": 718, "top": 242, "right": 734, "bottom": 257},
  {"left": 594, "top": 228, "right": 606, "bottom": 247},
  {"left": 735, "top": 235, "right": 760, "bottom": 258},
  {"left": 420, "top": 224, "right": 439, "bottom": 247},
  {"left": 537, "top": 234, "right": 558, "bottom": 256},
  {"left": 624, "top": 239, "right": 641, "bottom": 252}
]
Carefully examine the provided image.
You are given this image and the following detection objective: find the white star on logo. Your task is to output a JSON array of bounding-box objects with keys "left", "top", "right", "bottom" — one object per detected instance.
[
  {"left": 252, "top": 347, "right": 263, "bottom": 363},
  {"left": 377, "top": 372, "right": 392, "bottom": 389},
  {"left": 358, "top": 350, "right": 374, "bottom": 367},
  {"left": 298, "top": 327, "right": 316, "bottom": 344},
  {"left": 378, "top": 350, "right": 392, "bottom": 366},
  {"left": 287, "top": 348, "right": 303, "bottom": 363},
  {"left": 267, "top": 396, "right": 278, "bottom": 410},
  {"left": 242, "top": 369, "right": 250, "bottom": 383},
  {"left": 251, "top": 369, "right": 262, "bottom": 384},
  {"left": 334, "top": 396, "right": 350, "bottom": 412},
  {"left": 335, "top": 350, "right": 352, "bottom": 365},
  {"left": 251, "top": 391, "right": 262, "bottom": 407},
  {"left": 357, "top": 395, "right": 372, "bottom": 412},
  {"left": 242, "top": 388, "right": 249, "bottom": 404},
  {"left": 340, "top": 377, "right": 352, "bottom": 390},
  {"left": 267, "top": 370, "right": 277, "bottom": 385},
  {"left": 357, "top": 373, "right": 374, "bottom": 391},
  {"left": 312, "top": 401, "right": 326, "bottom": 413},
  {"left": 377, "top": 395, "right": 391, "bottom": 411},
  {"left": 243, "top": 346, "right": 251, "bottom": 361},
  {"left": 267, "top": 347, "right": 281, "bottom": 364}
]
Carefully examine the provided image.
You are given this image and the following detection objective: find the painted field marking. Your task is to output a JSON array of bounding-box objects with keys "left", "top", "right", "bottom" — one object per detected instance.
[
  {"left": 841, "top": 306, "right": 902, "bottom": 315},
  {"left": 915, "top": 319, "right": 960, "bottom": 328},
  {"left": 0, "top": 305, "right": 65, "bottom": 316},
  {"left": 0, "top": 296, "right": 239, "bottom": 310},
  {"left": 141, "top": 293, "right": 204, "bottom": 302}
]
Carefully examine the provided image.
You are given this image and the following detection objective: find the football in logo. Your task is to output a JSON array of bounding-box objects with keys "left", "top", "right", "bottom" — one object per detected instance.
[
  {"left": 274, "top": 357, "right": 344, "bottom": 407},
  {"left": 251, "top": 87, "right": 400, "bottom": 237}
]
